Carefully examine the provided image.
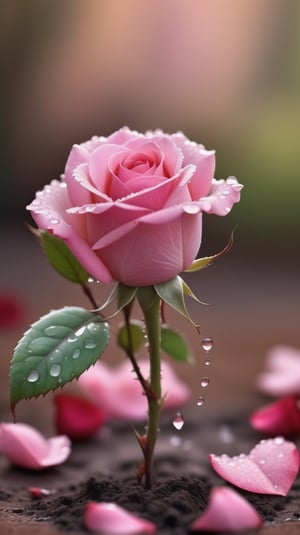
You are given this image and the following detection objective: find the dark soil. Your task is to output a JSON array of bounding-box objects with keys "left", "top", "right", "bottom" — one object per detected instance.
[{"left": 0, "top": 410, "right": 300, "bottom": 534}]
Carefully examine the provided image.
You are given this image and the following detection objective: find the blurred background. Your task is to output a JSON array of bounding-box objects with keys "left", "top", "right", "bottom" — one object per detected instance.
[{"left": 0, "top": 0, "right": 299, "bottom": 426}]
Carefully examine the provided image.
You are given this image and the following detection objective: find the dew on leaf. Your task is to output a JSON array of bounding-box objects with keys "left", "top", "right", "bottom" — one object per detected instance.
[
  {"left": 75, "top": 326, "right": 86, "bottom": 337},
  {"left": 49, "top": 364, "right": 61, "bottom": 377},
  {"left": 44, "top": 326, "right": 61, "bottom": 337},
  {"left": 172, "top": 412, "right": 184, "bottom": 430},
  {"left": 72, "top": 349, "right": 80, "bottom": 360},
  {"left": 68, "top": 334, "right": 78, "bottom": 343},
  {"left": 27, "top": 370, "right": 39, "bottom": 383},
  {"left": 87, "top": 322, "right": 101, "bottom": 334},
  {"left": 84, "top": 339, "right": 97, "bottom": 349}
]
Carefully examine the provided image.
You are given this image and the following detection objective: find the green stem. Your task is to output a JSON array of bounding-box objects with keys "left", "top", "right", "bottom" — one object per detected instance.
[{"left": 138, "top": 287, "right": 162, "bottom": 489}]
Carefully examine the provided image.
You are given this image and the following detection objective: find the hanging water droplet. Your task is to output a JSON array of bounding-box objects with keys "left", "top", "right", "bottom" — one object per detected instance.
[
  {"left": 201, "top": 337, "right": 213, "bottom": 352},
  {"left": 84, "top": 339, "right": 97, "bottom": 349},
  {"left": 196, "top": 395, "right": 205, "bottom": 407},
  {"left": 72, "top": 349, "right": 80, "bottom": 360},
  {"left": 49, "top": 364, "right": 61, "bottom": 377},
  {"left": 200, "top": 377, "right": 209, "bottom": 388},
  {"left": 27, "top": 370, "right": 39, "bottom": 383},
  {"left": 172, "top": 412, "right": 184, "bottom": 430},
  {"left": 88, "top": 277, "right": 94, "bottom": 283},
  {"left": 204, "top": 359, "right": 211, "bottom": 366}
]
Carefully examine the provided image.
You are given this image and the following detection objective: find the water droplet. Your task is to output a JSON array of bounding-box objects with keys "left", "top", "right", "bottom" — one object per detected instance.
[
  {"left": 44, "top": 326, "right": 60, "bottom": 337},
  {"left": 196, "top": 396, "right": 205, "bottom": 407},
  {"left": 204, "top": 359, "right": 211, "bottom": 366},
  {"left": 172, "top": 412, "right": 184, "bottom": 430},
  {"left": 49, "top": 364, "right": 61, "bottom": 377},
  {"left": 27, "top": 370, "right": 39, "bottom": 383},
  {"left": 84, "top": 339, "right": 97, "bottom": 349},
  {"left": 68, "top": 334, "right": 78, "bottom": 343},
  {"left": 259, "top": 459, "right": 266, "bottom": 465},
  {"left": 87, "top": 322, "right": 100, "bottom": 334},
  {"left": 49, "top": 218, "right": 60, "bottom": 225},
  {"left": 200, "top": 377, "right": 209, "bottom": 388},
  {"left": 72, "top": 349, "right": 80, "bottom": 359},
  {"left": 88, "top": 277, "right": 94, "bottom": 283},
  {"left": 274, "top": 436, "right": 284, "bottom": 445},
  {"left": 201, "top": 337, "right": 213, "bottom": 352},
  {"left": 75, "top": 326, "right": 86, "bottom": 337}
]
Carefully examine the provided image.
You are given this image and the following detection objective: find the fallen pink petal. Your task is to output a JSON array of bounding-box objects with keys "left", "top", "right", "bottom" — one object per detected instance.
[
  {"left": 84, "top": 501, "right": 156, "bottom": 534},
  {"left": 255, "top": 345, "right": 300, "bottom": 397},
  {"left": 54, "top": 393, "right": 107, "bottom": 440},
  {"left": 0, "top": 422, "right": 71, "bottom": 469},
  {"left": 190, "top": 486, "right": 263, "bottom": 532},
  {"left": 79, "top": 359, "right": 190, "bottom": 421},
  {"left": 250, "top": 396, "right": 300, "bottom": 437},
  {"left": 210, "top": 437, "right": 300, "bottom": 495}
]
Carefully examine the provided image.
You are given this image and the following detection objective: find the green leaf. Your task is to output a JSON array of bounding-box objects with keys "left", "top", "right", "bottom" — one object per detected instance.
[
  {"left": 155, "top": 277, "right": 199, "bottom": 327},
  {"left": 10, "top": 307, "right": 109, "bottom": 407},
  {"left": 96, "top": 283, "right": 137, "bottom": 319},
  {"left": 117, "top": 320, "right": 145, "bottom": 352},
  {"left": 184, "top": 231, "right": 234, "bottom": 272},
  {"left": 33, "top": 228, "right": 90, "bottom": 284},
  {"left": 161, "top": 326, "right": 191, "bottom": 363}
]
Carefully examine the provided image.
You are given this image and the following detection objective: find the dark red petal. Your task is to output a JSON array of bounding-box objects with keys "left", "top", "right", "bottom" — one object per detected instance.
[
  {"left": 54, "top": 393, "right": 106, "bottom": 440},
  {"left": 250, "top": 396, "right": 300, "bottom": 437}
]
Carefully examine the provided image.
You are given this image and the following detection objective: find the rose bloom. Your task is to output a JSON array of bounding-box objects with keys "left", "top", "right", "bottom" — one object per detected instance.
[{"left": 27, "top": 127, "right": 242, "bottom": 286}]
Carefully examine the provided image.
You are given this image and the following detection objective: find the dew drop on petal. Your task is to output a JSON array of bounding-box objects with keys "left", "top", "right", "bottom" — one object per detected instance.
[
  {"left": 201, "top": 337, "right": 213, "bottom": 352},
  {"left": 196, "top": 396, "right": 205, "bottom": 407},
  {"left": 172, "top": 412, "right": 184, "bottom": 430},
  {"left": 27, "top": 370, "right": 39, "bottom": 383},
  {"left": 200, "top": 377, "right": 209, "bottom": 388},
  {"left": 274, "top": 436, "right": 284, "bottom": 445},
  {"left": 49, "top": 364, "right": 61, "bottom": 377}
]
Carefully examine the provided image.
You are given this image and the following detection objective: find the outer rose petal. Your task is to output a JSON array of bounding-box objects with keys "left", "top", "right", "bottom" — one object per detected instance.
[
  {"left": 84, "top": 502, "right": 156, "bottom": 534},
  {"left": 250, "top": 397, "right": 300, "bottom": 437},
  {"left": 78, "top": 360, "right": 190, "bottom": 421},
  {"left": 256, "top": 345, "right": 300, "bottom": 397},
  {"left": 54, "top": 393, "right": 107, "bottom": 440},
  {"left": 0, "top": 423, "right": 71, "bottom": 469},
  {"left": 190, "top": 487, "right": 263, "bottom": 532},
  {"left": 210, "top": 437, "right": 300, "bottom": 495},
  {"left": 198, "top": 177, "right": 243, "bottom": 216}
]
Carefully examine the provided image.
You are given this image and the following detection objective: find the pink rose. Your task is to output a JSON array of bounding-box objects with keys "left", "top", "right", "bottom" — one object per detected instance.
[{"left": 27, "top": 127, "right": 242, "bottom": 286}]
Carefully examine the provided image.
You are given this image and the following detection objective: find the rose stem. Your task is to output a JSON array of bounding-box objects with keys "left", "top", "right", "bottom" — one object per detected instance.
[
  {"left": 138, "top": 289, "right": 162, "bottom": 489},
  {"left": 81, "top": 283, "right": 99, "bottom": 310},
  {"left": 123, "top": 303, "right": 151, "bottom": 397}
]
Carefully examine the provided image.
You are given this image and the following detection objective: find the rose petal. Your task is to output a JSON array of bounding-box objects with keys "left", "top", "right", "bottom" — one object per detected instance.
[
  {"left": 84, "top": 502, "right": 156, "bottom": 534},
  {"left": 190, "top": 486, "right": 263, "bottom": 532},
  {"left": 210, "top": 437, "right": 300, "bottom": 495},
  {"left": 79, "top": 359, "right": 190, "bottom": 421},
  {"left": 198, "top": 177, "right": 243, "bottom": 216},
  {"left": 0, "top": 422, "right": 71, "bottom": 469},
  {"left": 250, "top": 397, "right": 300, "bottom": 437},
  {"left": 256, "top": 345, "right": 300, "bottom": 397},
  {"left": 54, "top": 393, "right": 107, "bottom": 440},
  {"left": 29, "top": 487, "right": 56, "bottom": 498}
]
